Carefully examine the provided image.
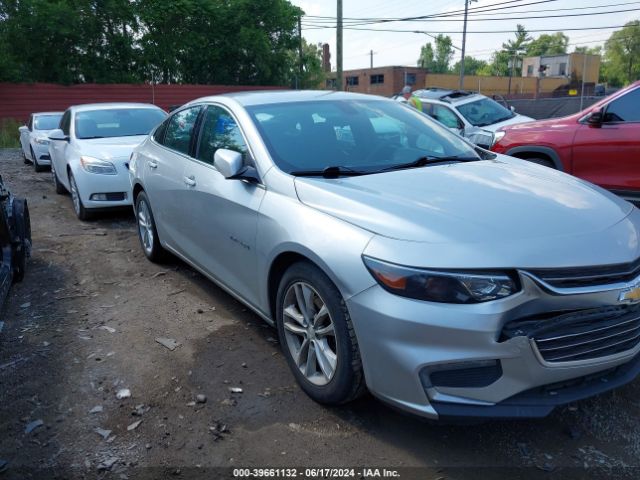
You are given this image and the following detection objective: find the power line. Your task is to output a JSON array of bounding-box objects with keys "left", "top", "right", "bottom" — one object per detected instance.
[{"left": 300, "top": 24, "right": 640, "bottom": 35}]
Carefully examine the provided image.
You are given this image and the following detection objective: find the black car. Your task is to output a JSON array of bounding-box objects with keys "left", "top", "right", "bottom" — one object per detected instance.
[{"left": 0, "top": 174, "right": 31, "bottom": 308}]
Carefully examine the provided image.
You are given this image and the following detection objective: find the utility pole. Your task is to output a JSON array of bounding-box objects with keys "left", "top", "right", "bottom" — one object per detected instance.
[
  {"left": 336, "top": 0, "right": 343, "bottom": 91},
  {"left": 370, "top": 50, "right": 374, "bottom": 69},
  {"left": 459, "top": 0, "right": 476, "bottom": 90},
  {"left": 298, "top": 15, "right": 303, "bottom": 89}
]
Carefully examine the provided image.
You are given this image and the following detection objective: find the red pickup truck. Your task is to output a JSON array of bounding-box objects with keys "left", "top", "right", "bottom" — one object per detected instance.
[{"left": 491, "top": 80, "right": 640, "bottom": 204}]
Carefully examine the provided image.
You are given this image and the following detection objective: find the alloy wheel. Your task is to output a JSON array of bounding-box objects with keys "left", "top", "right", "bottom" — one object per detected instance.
[
  {"left": 137, "top": 198, "right": 154, "bottom": 255},
  {"left": 282, "top": 282, "right": 337, "bottom": 386},
  {"left": 69, "top": 175, "right": 81, "bottom": 216}
]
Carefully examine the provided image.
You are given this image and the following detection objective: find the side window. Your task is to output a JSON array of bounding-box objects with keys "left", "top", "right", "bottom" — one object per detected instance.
[
  {"left": 60, "top": 111, "right": 71, "bottom": 135},
  {"left": 431, "top": 105, "right": 463, "bottom": 129},
  {"left": 27, "top": 115, "right": 33, "bottom": 131},
  {"left": 196, "top": 106, "right": 247, "bottom": 165},
  {"left": 152, "top": 118, "right": 169, "bottom": 144},
  {"left": 604, "top": 88, "right": 640, "bottom": 123},
  {"left": 164, "top": 106, "right": 201, "bottom": 155}
]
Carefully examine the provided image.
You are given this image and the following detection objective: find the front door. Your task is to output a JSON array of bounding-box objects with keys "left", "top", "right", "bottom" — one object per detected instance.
[{"left": 182, "top": 104, "right": 265, "bottom": 301}]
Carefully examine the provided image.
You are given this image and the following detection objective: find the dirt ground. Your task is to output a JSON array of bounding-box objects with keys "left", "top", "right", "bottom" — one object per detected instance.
[{"left": 1, "top": 147, "right": 639, "bottom": 480}]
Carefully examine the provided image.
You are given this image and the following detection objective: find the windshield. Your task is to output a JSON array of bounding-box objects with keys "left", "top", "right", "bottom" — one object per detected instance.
[
  {"left": 75, "top": 108, "right": 166, "bottom": 139},
  {"left": 34, "top": 115, "right": 62, "bottom": 130},
  {"left": 456, "top": 98, "right": 515, "bottom": 127},
  {"left": 246, "top": 99, "right": 478, "bottom": 174}
]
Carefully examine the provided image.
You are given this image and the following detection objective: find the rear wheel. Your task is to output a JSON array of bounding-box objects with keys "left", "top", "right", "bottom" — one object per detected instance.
[
  {"left": 276, "top": 261, "right": 365, "bottom": 405},
  {"left": 135, "top": 191, "right": 166, "bottom": 262},
  {"left": 52, "top": 164, "right": 66, "bottom": 194},
  {"left": 10, "top": 198, "right": 31, "bottom": 283},
  {"left": 69, "top": 172, "right": 92, "bottom": 220},
  {"left": 23, "top": 149, "right": 29, "bottom": 164}
]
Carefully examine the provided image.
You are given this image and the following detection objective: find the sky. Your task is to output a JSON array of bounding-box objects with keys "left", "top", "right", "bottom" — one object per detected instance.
[{"left": 289, "top": 0, "right": 640, "bottom": 70}]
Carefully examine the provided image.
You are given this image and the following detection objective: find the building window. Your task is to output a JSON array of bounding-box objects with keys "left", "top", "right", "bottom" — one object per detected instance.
[
  {"left": 346, "top": 76, "right": 359, "bottom": 86},
  {"left": 326, "top": 78, "right": 337, "bottom": 89},
  {"left": 370, "top": 74, "right": 384, "bottom": 85},
  {"left": 405, "top": 73, "right": 416, "bottom": 85},
  {"left": 527, "top": 65, "right": 534, "bottom": 76},
  {"left": 558, "top": 62, "right": 567, "bottom": 76}
]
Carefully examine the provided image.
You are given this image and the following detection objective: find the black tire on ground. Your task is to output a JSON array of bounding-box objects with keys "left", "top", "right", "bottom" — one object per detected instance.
[
  {"left": 275, "top": 261, "right": 366, "bottom": 405},
  {"left": 69, "top": 172, "right": 92, "bottom": 221},
  {"left": 526, "top": 157, "right": 555, "bottom": 169},
  {"left": 10, "top": 198, "right": 31, "bottom": 283},
  {"left": 31, "top": 147, "right": 45, "bottom": 172},
  {"left": 134, "top": 191, "right": 167, "bottom": 263},
  {"left": 23, "top": 149, "right": 30, "bottom": 164},
  {"left": 52, "top": 164, "right": 66, "bottom": 194}
]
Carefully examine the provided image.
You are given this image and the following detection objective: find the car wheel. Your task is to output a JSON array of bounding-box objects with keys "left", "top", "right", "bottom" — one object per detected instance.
[
  {"left": 276, "top": 261, "right": 366, "bottom": 405},
  {"left": 135, "top": 191, "right": 166, "bottom": 262},
  {"left": 10, "top": 198, "right": 31, "bottom": 283},
  {"left": 31, "top": 147, "right": 44, "bottom": 172},
  {"left": 526, "top": 158, "right": 555, "bottom": 169},
  {"left": 68, "top": 172, "right": 92, "bottom": 220},
  {"left": 23, "top": 150, "right": 30, "bottom": 164},
  {"left": 51, "top": 164, "right": 66, "bottom": 194}
]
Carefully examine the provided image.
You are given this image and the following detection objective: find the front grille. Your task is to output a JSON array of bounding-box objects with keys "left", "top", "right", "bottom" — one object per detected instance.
[
  {"left": 527, "top": 257, "right": 640, "bottom": 288},
  {"left": 502, "top": 305, "right": 640, "bottom": 362},
  {"left": 423, "top": 360, "right": 503, "bottom": 388}
]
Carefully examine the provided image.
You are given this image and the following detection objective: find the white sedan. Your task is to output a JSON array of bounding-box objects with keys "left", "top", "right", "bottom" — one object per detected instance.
[
  {"left": 48, "top": 103, "right": 166, "bottom": 220},
  {"left": 18, "top": 112, "right": 63, "bottom": 172}
]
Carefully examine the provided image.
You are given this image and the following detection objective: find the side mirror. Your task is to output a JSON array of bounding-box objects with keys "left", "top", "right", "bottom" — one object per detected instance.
[
  {"left": 49, "top": 129, "right": 69, "bottom": 141},
  {"left": 214, "top": 149, "right": 260, "bottom": 183},
  {"left": 510, "top": 106, "right": 516, "bottom": 112},
  {"left": 18, "top": 126, "right": 28, "bottom": 132},
  {"left": 587, "top": 108, "right": 604, "bottom": 127}
]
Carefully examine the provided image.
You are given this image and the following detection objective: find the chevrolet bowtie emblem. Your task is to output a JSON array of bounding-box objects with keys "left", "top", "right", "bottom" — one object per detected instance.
[{"left": 619, "top": 283, "right": 640, "bottom": 304}]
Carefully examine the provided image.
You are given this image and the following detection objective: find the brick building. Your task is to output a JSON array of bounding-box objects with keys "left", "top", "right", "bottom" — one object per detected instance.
[{"left": 326, "top": 66, "right": 427, "bottom": 97}]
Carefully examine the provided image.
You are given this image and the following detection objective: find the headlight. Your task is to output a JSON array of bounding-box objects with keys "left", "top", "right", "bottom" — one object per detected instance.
[
  {"left": 491, "top": 130, "right": 506, "bottom": 147},
  {"left": 363, "top": 256, "right": 519, "bottom": 304},
  {"left": 80, "top": 156, "right": 117, "bottom": 175},
  {"left": 34, "top": 138, "right": 49, "bottom": 145}
]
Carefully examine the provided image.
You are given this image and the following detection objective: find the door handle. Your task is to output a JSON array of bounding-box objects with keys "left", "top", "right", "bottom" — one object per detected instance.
[
  {"left": 147, "top": 160, "right": 158, "bottom": 169},
  {"left": 183, "top": 176, "right": 196, "bottom": 187}
]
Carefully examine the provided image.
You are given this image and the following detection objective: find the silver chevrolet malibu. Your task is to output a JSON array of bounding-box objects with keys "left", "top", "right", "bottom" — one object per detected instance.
[{"left": 129, "top": 91, "right": 640, "bottom": 420}]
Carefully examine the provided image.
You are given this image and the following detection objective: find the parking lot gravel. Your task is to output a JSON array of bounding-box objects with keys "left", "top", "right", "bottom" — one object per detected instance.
[{"left": 1, "top": 147, "right": 639, "bottom": 479}]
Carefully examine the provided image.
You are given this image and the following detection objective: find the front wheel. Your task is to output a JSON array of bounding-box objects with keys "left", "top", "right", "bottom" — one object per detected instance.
[
  {"left": 52, "top": 164, "right": 66, "bottom": 194},
  {"left": 32, "top": 147, "right": 45, "bottom": 172},
  {"left": 68, "top": 172, "right": 92, "bottom": 220},
  {"left": 135, "top": 191, "right": 166, "bottom": 262},
  {"left": 10, "top": 198, "right": 31, "bottom": 282},
  {"left": 276, "top": 262, "right": 365, "bottom": 405}
]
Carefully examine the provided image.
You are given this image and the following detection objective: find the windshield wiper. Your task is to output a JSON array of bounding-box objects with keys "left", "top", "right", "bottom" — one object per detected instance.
[
  {"left": 376, "top": 155, "right": 476, "bottom": 173},
  {"left": 78, "top": 136, "right": 105, "bottom": 139},
  {"left": 290, "top": 165, "right": 369, "bottom": 178}
]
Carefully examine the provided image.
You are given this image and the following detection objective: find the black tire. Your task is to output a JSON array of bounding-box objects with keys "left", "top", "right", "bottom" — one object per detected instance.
[
  {"left": 275, "top": 261, "right": 365, "bottom": 405},
  {"left": 23, "top": 149, "right": 30, "bottom": 164},
  {"left": 11, "top": 198, "right": 31, "bottom": 283},
  {"left": 52, "top": 164, "right": 66, "bottom": 194},
  {"left": 135, "top": 191, "right": 166, "bottom": 263},
  {"left": 526, "top": 157, "right": 555, "bottom": 169},
  {"left": 68, "top": 172, "right": 92, "bottom": 221},
  {"left": 31, "top": 147, "right": 45, "bottom": 172}
]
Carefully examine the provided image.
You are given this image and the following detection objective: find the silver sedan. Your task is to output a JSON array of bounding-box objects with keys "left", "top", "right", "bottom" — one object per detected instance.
[{"left": 129, "top": 91, "right": 640, "bottom": 420}]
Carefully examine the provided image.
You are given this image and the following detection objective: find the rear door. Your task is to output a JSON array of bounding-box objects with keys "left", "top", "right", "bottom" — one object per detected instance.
[
  {"left": 19, "top": 116, "right": 33, "bottom": 159},
  {"left": 142, "top": 106, "right": 202, "bottom": 252},
  {"left": 572, "top": 87, "right": 640, "bottom": 197},
  {"left": 181, "top": 104, "right": 265, "bottom": 301}
]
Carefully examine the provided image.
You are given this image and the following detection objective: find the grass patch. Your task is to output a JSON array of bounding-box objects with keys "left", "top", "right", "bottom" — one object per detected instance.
[{"left": 0, "top": 118, "right": 22, "bottom": 148}]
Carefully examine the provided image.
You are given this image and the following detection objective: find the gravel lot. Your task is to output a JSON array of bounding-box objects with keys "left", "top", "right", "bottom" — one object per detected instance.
[{"left": 1, "top": 147, "right": 639, "bottom": 479}]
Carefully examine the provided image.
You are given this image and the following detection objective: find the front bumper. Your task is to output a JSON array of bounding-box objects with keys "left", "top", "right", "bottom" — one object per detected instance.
[
  {"left": 346, "top": 274, "right": 640, "bottom": 419},
  {"left": 74, "top": 167, "right": 132, "bottom": 209},
  {"left": 32, "top": 142, "right": 52, "bottom": 164}
]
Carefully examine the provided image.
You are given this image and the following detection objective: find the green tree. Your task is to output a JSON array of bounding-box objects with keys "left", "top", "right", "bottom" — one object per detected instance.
[
  {"left": 451, "top": 56, "right": 488, "bottom": 76},
  {"left": 525, "top": 32, "right": 569, "bottom": 57},
  {"left": 417, "top": 35, "right": 453, "bottom": 73},
  {"left": 287, "top": 40, "right": 325, "bottom": 89},
  {"left": 603, "top": 21, "right": 640, "bottom": 86},
  {"left": 417, "top": 43, "right": 435, "bottom": 71},
  {"left": 478, "top": 50, "right": 511, "bottom": 76},
  {"left": 501, "top": 24, "right": 531, "bottom": 76}
]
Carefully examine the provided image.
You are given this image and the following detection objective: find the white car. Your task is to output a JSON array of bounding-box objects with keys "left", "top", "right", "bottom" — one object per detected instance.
[
  {"left": 399, "top": 89, "right": 534, "bottom": 149},
  {"left": 48, "top": 103, "right": 166, "bottom": 220},
  {"left": 18, "top": 112, "right": 63, "bottom": 172}
]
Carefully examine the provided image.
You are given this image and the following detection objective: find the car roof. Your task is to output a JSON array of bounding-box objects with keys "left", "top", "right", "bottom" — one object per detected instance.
[
  {"left": 32, "top": 112, "right": 63, "bottom": 116},
  {"left": 188, "top": 90, "right": 385, "bottom": 107},
  {"left": 413, "top": 88, "right": 481, "bottom": 104},
  {"left": 69, "top": 103, "right": 163, "bottom": 113}
]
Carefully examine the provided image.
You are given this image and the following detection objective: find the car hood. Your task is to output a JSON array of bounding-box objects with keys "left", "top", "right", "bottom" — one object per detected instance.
[
  {"left": 481, "top": 114, "right": 536, "bottom": 132},
  {"left": 77, "top": 135, "right": 147, "bottom": 160},
  {"left": 499, "top": 114, "right": 577, "bottom": 133},
  {"left": 294, "top": 156, "right": 633, "bottom": 244}
]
